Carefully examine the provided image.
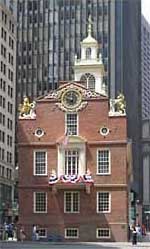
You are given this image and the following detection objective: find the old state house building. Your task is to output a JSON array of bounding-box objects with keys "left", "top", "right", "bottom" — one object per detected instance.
[{"left": 17, "top": 24, "right": 130, "bottom": 242}]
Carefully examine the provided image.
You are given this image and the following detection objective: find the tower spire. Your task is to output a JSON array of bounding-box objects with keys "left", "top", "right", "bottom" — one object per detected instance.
[{"left": 88, "top": 15, "right": 92, "bottom": 37}]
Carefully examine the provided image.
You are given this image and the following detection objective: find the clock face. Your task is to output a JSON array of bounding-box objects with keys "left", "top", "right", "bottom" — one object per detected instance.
[{"left": 62, "top": 90, "right": 81, "bottom": 109}]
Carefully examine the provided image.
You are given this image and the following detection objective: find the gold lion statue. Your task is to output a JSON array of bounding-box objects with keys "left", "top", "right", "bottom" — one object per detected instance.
[{"left": 115, "top": 93, "right": 126, "bottom": 114}]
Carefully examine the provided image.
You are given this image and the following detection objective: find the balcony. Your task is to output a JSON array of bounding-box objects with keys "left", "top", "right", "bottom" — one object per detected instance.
[{"left": 48, "top": 174, "right": 94, "bottom": 194}]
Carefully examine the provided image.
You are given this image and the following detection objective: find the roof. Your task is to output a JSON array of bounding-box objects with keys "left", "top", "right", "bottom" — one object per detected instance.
[{"left": 81, "top": 35, "right": 98, "bottom": 45}]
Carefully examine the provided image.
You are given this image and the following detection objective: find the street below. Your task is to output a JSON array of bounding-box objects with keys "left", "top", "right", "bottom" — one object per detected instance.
[{"left": 1, "top": 241, "right": 150, "bottom": 249}]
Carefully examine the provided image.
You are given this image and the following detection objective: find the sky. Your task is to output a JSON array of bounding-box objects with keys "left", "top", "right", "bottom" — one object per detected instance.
[{"left": 142, "top": 0, "right": 150, "bottom": 24}]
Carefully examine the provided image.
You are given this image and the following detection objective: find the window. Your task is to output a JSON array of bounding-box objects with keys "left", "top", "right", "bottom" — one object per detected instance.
[
  {"left": 65, "top": 228, "right": 79, "bottom": 239},
  {"left": 96, "top": 228, "right": 110, "bottom": 239},
  {"left": 65, "top": 150, "right": 79, "bottom": 175},
  {"left": 34, "top": 192, "right": 47, "bottom": 213},
  {"left": 66, "top": 113, "right": 78, "bottom": 135},
  {"left": 97, "top": 192, "right": 110, "bottom": 213},
  {"left": 64, "top": 191, "right": 80, "bottom": 213},
  {"left": 38, "top": 228, "right": 47, "bottom": 238},
  {"left": 1, "top": 166, "right": 5, "bottom": 177},
  {"left": 6, "top": 151, "right": 12, "bottom": 163},
  {"left": 80, "top": 74, "right": 87, "bottom": 88},
  {"left": 97, "top": 149, "right": 110, "bottom": 174},
  {"left": 33, "top": 1, "right": 37, "bottom": 10},
  {"left": 34, "top": 151, "right": 47, "bottom": 175},
  {"left": 6, "top": 168, "right": 12, "bottom": 179},
  {"left": 80, "top": 73, "right": 95, "bottom": 91},
  {"left": 2, "top": 149, "right": 4, "bottom": 161},
  {"left": 86, "top": 47, "right": 91, "bottom": 59},
  {"left": 88, "top": 75, "right": 95, "bottom": 91}
]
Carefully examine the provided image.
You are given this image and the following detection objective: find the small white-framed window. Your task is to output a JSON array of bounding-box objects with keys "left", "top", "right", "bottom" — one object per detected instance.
[
  {"left": 66, "top": 113, "right": 78, "bottom": 135},
  {"left": 100, "top": 127, "right": 109, "bottom": 136},
  {"left": 34, "top": 150, "right": 47, "bottom": 175},
  {"left": 65, "top": 228, "right": 79, "bottom": 239},
  {"left": 33, "top": 192, "right": 47, "bottom": 213},
  {"left": 38, "top": 228, "right": 47, "bottom": 238},
  {"left": 64, "top": 191, "right": 80, "bottom": 213},
  {"left": 96, "top": 228, "right": 110, "bottom": 239},
  {"left": 97, "top": 149, "right": 110, "bottom": 175},
  {"left": 65, "top": 150, "right": 79, "bottom": 175},
  {"left": 35, "top": 128, "right": 44, "bottom": 138},
  {"left": 97, "top": 192, "right": 111, "bottom": 213}
]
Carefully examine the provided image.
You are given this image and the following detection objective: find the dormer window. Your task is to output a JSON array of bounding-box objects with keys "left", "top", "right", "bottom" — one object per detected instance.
[
  {"left": 86, "top": 47, "right": 91, "bottom": 59},
  {"left": 80, "top": 73, "right": 95, "bottom": 91}
]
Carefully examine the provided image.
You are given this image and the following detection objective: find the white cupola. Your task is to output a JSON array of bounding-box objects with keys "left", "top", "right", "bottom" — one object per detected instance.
[{"left": 74, "top": 15, "right": 106, "bottom": 95}]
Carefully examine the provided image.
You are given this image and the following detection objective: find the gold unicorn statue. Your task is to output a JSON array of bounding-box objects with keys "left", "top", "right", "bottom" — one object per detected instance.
[{"left": 19, "top": 97, "right": 36, "bottom": 118}]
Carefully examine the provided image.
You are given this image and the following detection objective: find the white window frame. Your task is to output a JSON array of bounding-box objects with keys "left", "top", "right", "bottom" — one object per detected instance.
[
  {"left": 58, "top": 143, "right": 86, "bottom": 177},
  {"left": 33, "top": 150, "right": 47, "bottom": 176},
  {"left": 97, "top": 191, "right": 111, "bottom": 213},
  {"left": 64, "top": 191, "right": 80, "bottom": 213},
  {"left": 33, "top": 192, "right": 47, "bottom": 213},
  {"left": 65, "top": 113, "right": 78, "bottom": 136},
  {"left": 65, "top": 228, "right": 79, "bottom": 239},
  {"left": 38, "top": 228, "right": 47, "bottom": 238},
  {"left": 96, "top": 228, "right": 111, "bottom": 239},
  {"left": 80, "top": 73, "right": 95, "bottom": 91},
  {"left": 97, "top": 149, "right": 111, "bottom": 175},
  {"left": 65, "top": 149, "right": 79, "bottom": 175}
]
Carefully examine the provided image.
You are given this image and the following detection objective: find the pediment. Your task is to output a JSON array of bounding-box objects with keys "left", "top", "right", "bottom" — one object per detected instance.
[
  {"left": 43, "top": 81, "right": 106, "bottom": 101},
  {"left": 36, "top": 81, "right": 107, "bottom": 112}
]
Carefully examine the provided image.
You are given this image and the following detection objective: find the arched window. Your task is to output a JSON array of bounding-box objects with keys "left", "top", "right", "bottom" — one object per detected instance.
[
  {"left": 80, "top": 73, "right": 95, "bottom": 91},
  {"left": 80, "top": 74, "right": 87, "bottom": 88},
  {"left": 88, "top": 74, "right": 95, "bottom": 91},
  {"left": 86, "top": 47, "right": 91, "bottom": 59}
]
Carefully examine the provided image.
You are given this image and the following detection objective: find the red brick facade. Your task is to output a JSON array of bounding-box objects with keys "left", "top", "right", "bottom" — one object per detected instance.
[{"left": 18, "top": 82, "right": 129, "bottom": 242}]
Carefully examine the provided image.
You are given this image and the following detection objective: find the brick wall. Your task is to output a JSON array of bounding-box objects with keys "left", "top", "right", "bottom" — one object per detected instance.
[{"left": 18, "top": 84, "right": 128, "bottom": 241}]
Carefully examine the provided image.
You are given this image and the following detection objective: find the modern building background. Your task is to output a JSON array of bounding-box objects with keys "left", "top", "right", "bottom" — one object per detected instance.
[
  {"left": 0, "top": 0, "right": 14, "bottom": 13},
  {"left": 141, "top": 16, "right": 150, "bottom": 120},
  {"left": 16, "top": 0, "right": 141, "bottom": 201},
  {"left": 0, "top": 0, "right": 17, "bottom": 223},
  {"left": 141, "top": 16, "right": 150, "bottom": 227},
  {"left": 142, "top": 119, "right": 150, "bottom": 229}
]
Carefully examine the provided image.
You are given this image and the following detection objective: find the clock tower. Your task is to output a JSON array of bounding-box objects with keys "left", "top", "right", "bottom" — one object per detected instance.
[{"left": 74, "top": 16, "right": 106, "bottom": 96}]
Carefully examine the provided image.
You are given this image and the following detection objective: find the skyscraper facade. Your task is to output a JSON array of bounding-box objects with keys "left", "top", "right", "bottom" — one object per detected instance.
[
  {"left": 141, "top": 16, "right": 150, "bottom": 119},
  {"left": 0, "top": 0, "right": 17, "bottom": 222},
  {"left": 141, "top": 16, "right": 150, "bottom": 226},
  {"left": 17, "top": 0, "right": 141, "bottom": 199},
  {"left": 0, "top": 0, "right": 14, "bottom": 13}
]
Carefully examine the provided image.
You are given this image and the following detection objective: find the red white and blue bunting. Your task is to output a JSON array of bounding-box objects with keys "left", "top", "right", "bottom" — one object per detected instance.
[{"left": 49, "top": 174, "right": 94, "bottom": 185}]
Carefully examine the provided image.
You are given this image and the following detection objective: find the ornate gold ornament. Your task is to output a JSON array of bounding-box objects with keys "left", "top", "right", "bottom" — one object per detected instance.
[
  {"left": 109, "top": 93, "right": 126, "bottom": 116},
  {"left": 115, "top": 93, "right": 126, "bottom": 114},
  {"left": 18, "top": 97, "right": 36, "bottom": 119}
]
